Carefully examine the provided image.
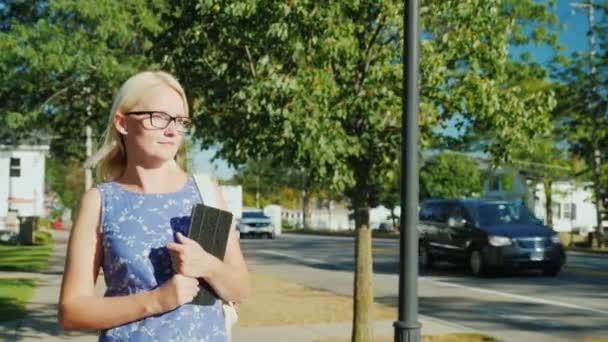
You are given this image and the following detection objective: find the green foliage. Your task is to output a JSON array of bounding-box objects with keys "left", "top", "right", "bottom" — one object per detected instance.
[
  {"left": 46, "top": 156, "right": 85, "bottom": 210},
  {"left": 549, "top": 2, "right": 608, "bottom": 242},
  {"left": 0, "top": 0, "right": 167, "bottom": 159},
  {"left": 420, "top": 153, "right": 482, "bottom": 200},
  {"left": 34, "top": 230, "right": 53, "bottom": 246},
  {"left": 157, "top": 0, "right": 557, "bottom": 209},
  {"left": 231, "top": 158, "right": 308, "bottom": 208}
]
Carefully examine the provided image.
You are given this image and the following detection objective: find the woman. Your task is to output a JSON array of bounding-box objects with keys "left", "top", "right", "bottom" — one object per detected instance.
[{"left": 58, "top": 71, "right": 250, "bottom": 341}]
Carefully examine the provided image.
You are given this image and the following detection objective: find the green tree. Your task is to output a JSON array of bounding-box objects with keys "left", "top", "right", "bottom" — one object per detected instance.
[
  {"left": 232, "top": 159, "right": 331, "bottom": 228},
  {"left": 550, "top": 2, "right": 608, "bottom": 246},
  {"left": 0, "top": 0, "right": 167, "bottom": 160},
  {"left": 420, "top": 153, "right": 482, "bottom": 200},
  {"left": 155, "top": 1, "right": 559, "bottom": 339},
  {"left": 46, "top": 156, "right": 85, "bottom": 210}
]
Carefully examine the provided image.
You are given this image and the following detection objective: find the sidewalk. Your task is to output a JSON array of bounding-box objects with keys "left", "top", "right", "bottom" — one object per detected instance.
[
  {"left": 0, "top": 228, "right": 480, "bottom": 342},
  {"left": 234, "top": 316, "right": 477, "bottom": 342}
]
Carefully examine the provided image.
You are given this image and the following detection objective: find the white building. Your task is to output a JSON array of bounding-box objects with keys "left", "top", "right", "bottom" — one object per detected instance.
[
  {"left": 0, "top": 144, "right": 50, "bottom": 230},
  {"left": 483, "top": 169, "right": 598, "bottom": 234},
  {"left": 528, "top": 181, "right": 597, "bottom": 234},
  {"left": 282, "top": 199, "right": 352, "bottom": 230},
  {"left": 281, "top": 199, "right": 399, "bottom": 231}
]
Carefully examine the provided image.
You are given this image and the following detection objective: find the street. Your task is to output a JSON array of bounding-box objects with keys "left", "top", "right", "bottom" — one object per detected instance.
[{"left": 243, "top": 233, "right": 608, "bottom": 342}]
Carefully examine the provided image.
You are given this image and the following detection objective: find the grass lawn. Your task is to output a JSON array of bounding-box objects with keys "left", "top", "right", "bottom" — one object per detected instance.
[
  {"left": 0, "top": 243, "right": 53, "bottom": 272},
  {"left": 0, "top": 278, "right": 37, "bottom": 321},
  {"left": 0, "top": 233, "right": 54, "bottom": 321},
  {"left": 236, "top": 273, "right": 397, "bottom": 327},
  {"left": 237, "top": 273, "right": 500, "bottom": 341}
]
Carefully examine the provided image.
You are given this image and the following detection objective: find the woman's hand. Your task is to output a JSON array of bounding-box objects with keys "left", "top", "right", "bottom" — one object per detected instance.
[
  {"left": 166, "top": 232, "right": 221, "bottom": 279},
  {"left": 153, "top": 274, "right": 200, "bottom": 312}
]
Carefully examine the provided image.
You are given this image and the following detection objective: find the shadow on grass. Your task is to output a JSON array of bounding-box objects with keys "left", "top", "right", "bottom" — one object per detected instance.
[{"left": 0, "top": 279, "right": 36, "bottom": 321}]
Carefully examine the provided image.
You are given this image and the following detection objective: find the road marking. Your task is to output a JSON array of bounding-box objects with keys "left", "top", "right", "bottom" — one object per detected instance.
[
  {"left": 476, "top": 308, "right": 563, "bottom": 328},
  {"left": 427, "top": 278, "right": 608, "bottom": 316},
  {"left": 256, "top": 249, "right": 327, "bottom": 264},
  {"left": 255, "top": 246, "right": 608, "bottom": 317}
]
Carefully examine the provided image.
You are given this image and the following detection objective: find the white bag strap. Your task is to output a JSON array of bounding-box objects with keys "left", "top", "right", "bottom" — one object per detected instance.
[{"left": 192, "top": 174, "right": 219, "bottom": 208}]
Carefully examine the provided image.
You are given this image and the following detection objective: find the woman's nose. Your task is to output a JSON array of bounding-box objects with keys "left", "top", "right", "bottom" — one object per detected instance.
[{"left": 164, "top": 120, "right": 177, "bottom": 135}]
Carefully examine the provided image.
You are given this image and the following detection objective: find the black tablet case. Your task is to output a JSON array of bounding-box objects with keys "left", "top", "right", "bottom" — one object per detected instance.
[{"left": 187, "top": 203, "right": 233, "bottom": 305}]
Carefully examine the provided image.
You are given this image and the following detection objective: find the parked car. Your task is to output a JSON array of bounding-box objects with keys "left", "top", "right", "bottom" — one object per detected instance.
[
  {"left": 418, "top": 198, "right": 566, "bottom": 277},
  {"left": 237, "top": 210, "right": 275, "bottom": 239}
]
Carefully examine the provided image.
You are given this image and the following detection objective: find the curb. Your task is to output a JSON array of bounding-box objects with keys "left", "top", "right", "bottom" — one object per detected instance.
[
  {"left": 283, "top": 231, "right": 399, "bottom": 241},
  {"left": 565, "top": 247, "right": 608, "bottom": 256}
]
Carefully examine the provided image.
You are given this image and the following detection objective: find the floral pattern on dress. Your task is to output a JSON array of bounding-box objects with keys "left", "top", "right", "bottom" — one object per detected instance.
[{"left": 97, "top": 176, "right": 226, "bottom": 342}]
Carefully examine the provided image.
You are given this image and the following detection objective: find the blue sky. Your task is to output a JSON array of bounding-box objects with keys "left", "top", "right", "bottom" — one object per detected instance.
[
  {"left": 510, "top": 0, "right": 597, "bottom": 63},
  {"left": 191, "top": 143, "right": 237, "bottom": 180},
  {"left": 194, "top": 0, "right": 600, "bottom": 180}
]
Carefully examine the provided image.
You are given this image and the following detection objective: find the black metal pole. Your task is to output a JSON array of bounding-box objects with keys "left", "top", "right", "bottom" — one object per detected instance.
[{"left": 394, "top": 0, "right": 421, "bottom": 341}]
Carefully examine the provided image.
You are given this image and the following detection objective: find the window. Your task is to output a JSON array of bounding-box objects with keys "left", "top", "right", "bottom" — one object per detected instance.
[
  {"left": 316, "top": 198, "right": 325, "bottom": 209},
  {"left": 489, "top": 178, "right": 501, "bottom": 192},
  {"left": 10, "top": 158, "right": 20, "bottom": 177},
  {"left": 448, "top": 204, "right": 466, "bottom": 221},
  {"left": 552, "top": 202, "right": 561, "bottom": 219},
  {"left": 419, "top": 205, "right": 434, "bottom": 221},
  {"left": 563, "top": 203, "right": 577, "bottom": 220},
  {"left": 420, "top": 203, "right": 454, "bottom": 223}
]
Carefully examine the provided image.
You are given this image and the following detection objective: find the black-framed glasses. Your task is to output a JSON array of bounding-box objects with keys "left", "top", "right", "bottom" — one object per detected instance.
[{"left": 124, "top": 111, "right": 192, "bottom": 133}]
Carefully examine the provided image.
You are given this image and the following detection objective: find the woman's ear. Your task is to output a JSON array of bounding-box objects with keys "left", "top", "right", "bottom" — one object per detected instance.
[{"left": 114, "top": 112, "right": 128, "bottom": 135}]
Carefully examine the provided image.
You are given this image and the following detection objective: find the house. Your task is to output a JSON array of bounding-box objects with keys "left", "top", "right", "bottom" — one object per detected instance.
[
  {"left": 281, "top": 198, "right": 398, "bottom": 231},
  {"left": 483, "top": 168, "right": 598, "bottom": 234},
  {"left": 0, "top": 144, "right": 50, "bottom": 230},
  {"left": 281, "top": 199, "right": 351, "bottom": 230}
]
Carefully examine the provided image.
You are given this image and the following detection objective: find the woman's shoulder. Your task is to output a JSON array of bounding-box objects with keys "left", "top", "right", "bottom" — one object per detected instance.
[{"left": 77, "top": 187, "right": 102, "bottom": 215}]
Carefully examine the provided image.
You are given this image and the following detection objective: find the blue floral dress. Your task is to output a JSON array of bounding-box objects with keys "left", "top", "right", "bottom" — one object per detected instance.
[{"left": 96, "top": 176, "right": 226, "bottom": 341}]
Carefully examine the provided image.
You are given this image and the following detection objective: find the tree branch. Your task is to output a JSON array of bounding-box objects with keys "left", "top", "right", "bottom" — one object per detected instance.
[
  {"left": 355, "top": 14, "right": 385, "bottom": 93},
  {"left": 245, "top": 45, "right": 257, "bottom": 78},
  {"left": 39, "top": 87, "right": 70, "bottom": 112}
]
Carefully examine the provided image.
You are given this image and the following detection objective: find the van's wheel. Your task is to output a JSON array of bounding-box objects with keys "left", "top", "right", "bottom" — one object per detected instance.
[
  {"left": 469, "top": 249, "right": 491, "bottom": 277},
  {"left": 419, "top": 243, "right": 434, "bottom": 270}
]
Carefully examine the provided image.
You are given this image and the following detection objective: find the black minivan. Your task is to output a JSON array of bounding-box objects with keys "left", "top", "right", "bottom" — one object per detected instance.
[{"left": 418, "top": 198, "right": 566, "bottom": 277}]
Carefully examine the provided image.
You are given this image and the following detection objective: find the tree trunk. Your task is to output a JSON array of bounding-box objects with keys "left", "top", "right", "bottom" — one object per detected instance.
[
  {"left": 593, "top": 181, "right": 604, "bottom": 248},
  {"left": 302, "top": 189, "right": 310, "bottom": 230},
  {"left": 353, "top": 225, "right": 373, "bottom": 342},
  {"left": 544, "top": 178, "right": 553, "bottom": 229},
  {"left": 390, "top": 206, "right": 397, "bottom": 230},
  {"left": 351, "top": 167, "right": 373, "bottom": 342}
]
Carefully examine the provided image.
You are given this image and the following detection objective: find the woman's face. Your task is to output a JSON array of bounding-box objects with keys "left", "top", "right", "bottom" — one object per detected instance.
[{"left": 116, "top": 84, "right": 188, "bottom": 166}]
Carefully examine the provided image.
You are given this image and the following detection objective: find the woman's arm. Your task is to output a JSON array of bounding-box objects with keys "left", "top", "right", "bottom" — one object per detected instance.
[
  {"left": 167, "top": 181, "right": 251, "bottom": 303},
  {"left": 203, "top": 223, "right": 251, "bottom": 303},
  {"left": 58, "top": 188, "right": 198, "bottom": 331},
  {"left": 199, "top": 182, "right": 250, "bottom": 302}
]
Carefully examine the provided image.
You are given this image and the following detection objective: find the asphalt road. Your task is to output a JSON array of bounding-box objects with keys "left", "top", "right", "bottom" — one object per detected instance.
[{"left": 241, "top": 233, "right": 608, "bottom": 342}]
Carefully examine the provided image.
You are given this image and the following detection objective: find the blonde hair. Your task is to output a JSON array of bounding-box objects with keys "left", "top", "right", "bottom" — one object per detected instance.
[{"left": 86, "top": 71, "right": 189, "bottom": 182}]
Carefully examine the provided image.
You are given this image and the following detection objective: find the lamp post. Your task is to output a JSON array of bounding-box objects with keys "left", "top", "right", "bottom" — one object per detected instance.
[{"left": 394, "top": 0, "right": 421, "bottom": 341}]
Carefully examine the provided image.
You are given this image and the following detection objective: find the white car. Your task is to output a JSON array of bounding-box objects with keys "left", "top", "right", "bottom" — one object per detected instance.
[{"left": 237, "top": 210, "right": 275, "bottom": 239}]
